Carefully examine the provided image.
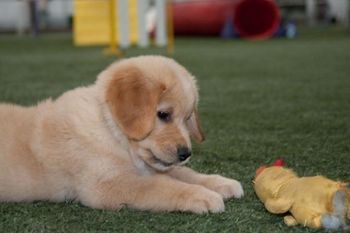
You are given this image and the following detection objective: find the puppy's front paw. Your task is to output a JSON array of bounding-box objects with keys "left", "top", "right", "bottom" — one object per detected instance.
[
  {"left": 178, "top": 186, "right": 225, "bottom": 214},
  {"left": 204, "top": 175, "right": 244, "bottom": 199}
]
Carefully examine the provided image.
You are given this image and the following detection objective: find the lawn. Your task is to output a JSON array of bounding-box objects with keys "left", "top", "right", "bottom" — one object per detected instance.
[{"left": 0, "top": 27, "right": 350, "bottom": 232}]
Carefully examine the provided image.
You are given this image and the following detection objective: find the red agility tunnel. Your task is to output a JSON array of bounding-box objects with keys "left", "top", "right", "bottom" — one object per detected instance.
[{"left": 172, "top": 0, "right": 281, "bottom": 40}]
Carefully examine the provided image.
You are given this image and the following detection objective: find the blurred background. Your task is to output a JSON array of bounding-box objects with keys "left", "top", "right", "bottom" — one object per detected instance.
[{"left": 0, "top": 0, "right": 349, "bottom": 43}]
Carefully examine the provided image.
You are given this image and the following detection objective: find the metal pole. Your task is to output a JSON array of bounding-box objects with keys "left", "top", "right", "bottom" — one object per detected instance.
[
  {"left": 104, "top": 0, "right": 122, "bottom": 56},
  {"left": 306, "top": 0, "right": 316, "bottom": 26},
  {"left": 166, "top": 0, "right": 174, "bottom": 55}
]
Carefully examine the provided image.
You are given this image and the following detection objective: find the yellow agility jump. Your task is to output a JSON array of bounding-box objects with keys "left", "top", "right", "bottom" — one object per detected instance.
[{"left": 73, "top": 0, "right": 174, "bottom": 56}]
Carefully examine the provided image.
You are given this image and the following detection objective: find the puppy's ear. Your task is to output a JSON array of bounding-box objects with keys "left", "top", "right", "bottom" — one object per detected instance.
[
  {"left": 106, "top": 66, "right": 164, "bottom": 140},
  {"left": 186, "top": 108, "right": 205, "bottom": 143}
]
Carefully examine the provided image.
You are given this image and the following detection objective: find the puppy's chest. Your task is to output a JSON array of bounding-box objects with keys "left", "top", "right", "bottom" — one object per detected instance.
[{"left": 133, "top": 159, "right": 155, "bottom": 176}]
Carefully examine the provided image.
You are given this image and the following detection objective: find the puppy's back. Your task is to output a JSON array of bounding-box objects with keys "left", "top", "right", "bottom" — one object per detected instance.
[
  {"left": 0, "top": 104, "right": 36, "bottom": 152},
  {"left": 0, "top": 103, "right": 46, "bottom": 201}
]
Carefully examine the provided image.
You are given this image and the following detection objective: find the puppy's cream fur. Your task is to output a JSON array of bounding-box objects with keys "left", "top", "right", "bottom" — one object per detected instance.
[{"left": 0, "top": 56, "right": 243, "bottom": 213}]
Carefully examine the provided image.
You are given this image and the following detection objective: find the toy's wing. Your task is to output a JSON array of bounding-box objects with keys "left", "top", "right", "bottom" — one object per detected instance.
[{"left": 265, "top": 198, "right": 293, "bottom": 214}]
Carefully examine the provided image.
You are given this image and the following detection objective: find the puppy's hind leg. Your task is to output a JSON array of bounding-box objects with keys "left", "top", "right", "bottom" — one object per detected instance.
[{"left": 78, "top": 173, "right": 225, "bottom": 214}]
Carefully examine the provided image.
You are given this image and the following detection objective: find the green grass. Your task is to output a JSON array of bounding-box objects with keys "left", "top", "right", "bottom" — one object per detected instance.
[{"left": 0, "top": 27, "right": 350, "bottom": 232}]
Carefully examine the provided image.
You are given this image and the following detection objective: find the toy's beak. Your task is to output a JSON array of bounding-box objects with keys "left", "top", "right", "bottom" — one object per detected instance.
[{"left": 255, "top": 165, "right": 267, "bottom": 178}]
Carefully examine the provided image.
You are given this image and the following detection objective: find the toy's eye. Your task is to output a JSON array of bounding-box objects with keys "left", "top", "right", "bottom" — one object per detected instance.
[{"left": 157, "top": 111, "right": 171, "bottom": 122}]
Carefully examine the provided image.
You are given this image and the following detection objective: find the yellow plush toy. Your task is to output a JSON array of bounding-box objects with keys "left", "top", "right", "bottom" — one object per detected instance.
[{"left": 253, "top": 159, "right": 350, "bottom": 230}]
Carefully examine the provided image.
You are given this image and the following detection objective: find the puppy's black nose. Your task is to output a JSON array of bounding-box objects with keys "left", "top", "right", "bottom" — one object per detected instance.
[{"left": 177, "top": 146, "right": 191, "bottom": 162}]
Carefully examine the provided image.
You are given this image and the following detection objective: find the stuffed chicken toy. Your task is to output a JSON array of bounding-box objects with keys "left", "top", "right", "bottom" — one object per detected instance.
[{"left": 253, "top": 159, "right": 350, "bottom": 230}]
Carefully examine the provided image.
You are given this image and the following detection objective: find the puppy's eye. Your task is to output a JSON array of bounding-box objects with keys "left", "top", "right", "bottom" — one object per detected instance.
[{"left": 157, "top": 111, "right": 171, "bottom": 122}]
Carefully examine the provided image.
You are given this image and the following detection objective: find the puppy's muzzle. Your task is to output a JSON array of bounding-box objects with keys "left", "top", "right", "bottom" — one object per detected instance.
[{"left": 177, "top": 146, "right": 191, "bottom": 162}]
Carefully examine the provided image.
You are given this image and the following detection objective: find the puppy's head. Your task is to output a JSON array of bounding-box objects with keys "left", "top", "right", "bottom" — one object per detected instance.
[{"left": 99, "top": 56, "right": 204, "bottom": 171}]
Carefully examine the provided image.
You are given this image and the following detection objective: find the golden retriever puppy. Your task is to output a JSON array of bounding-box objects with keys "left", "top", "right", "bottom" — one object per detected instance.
[{"left": 0, "top": 55, "right": 243, "bottom": 213}]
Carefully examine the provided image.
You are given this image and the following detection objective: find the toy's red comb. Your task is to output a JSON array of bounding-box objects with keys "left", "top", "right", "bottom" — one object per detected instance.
[
  {"left": 272, "top": 159, "right": 284, "bottom": 167},
  {"left": 255, "top": 159, "right": 284, "bottom": 179}
]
